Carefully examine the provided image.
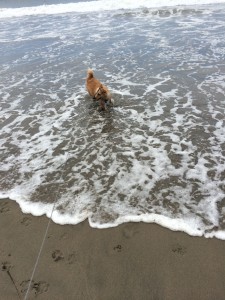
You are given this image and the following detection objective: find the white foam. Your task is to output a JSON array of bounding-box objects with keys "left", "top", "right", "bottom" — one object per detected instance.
[
  {"left": 0, "top": 0, "right": 225, "bottom": 18},
  {"left": 1, "top": 3, "right": 225, "bottom": 240},
  {"left": 89, "top": 213, "right": 205, "bottom": 237}
]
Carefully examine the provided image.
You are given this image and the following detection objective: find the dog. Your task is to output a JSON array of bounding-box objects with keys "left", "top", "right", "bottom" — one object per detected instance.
[{"left": 86, "top": 69, "right": 114, "bottom": 110}]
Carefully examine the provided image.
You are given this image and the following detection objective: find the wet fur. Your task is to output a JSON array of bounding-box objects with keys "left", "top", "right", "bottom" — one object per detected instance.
[{"left": 86, "top": 69, "right": 113, "bottom": 110}]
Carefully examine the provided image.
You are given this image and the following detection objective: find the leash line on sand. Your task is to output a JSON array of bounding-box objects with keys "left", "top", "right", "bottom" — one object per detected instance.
[
  {"left": 24, "top": 198, "right": 57, "bottom": 300},
  {"left": 24, "top": 154, "right": 68, "bottom": 300},
  {"left": 24, "top": 155, "right": 92, "bottom": 300}
]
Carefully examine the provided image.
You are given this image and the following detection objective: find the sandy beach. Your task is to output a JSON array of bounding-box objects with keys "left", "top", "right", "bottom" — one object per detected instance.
[
  {"left": 0, "top": 198, "right": 224, "bottom": 300},
  {"left": 1, "top": 1, "right": 225, "bottom": 299}
]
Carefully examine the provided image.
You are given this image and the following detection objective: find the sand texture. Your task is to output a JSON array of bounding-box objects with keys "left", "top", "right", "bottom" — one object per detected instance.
[{"left": 0, "top": 199, "right": 225, "bottom": 300}]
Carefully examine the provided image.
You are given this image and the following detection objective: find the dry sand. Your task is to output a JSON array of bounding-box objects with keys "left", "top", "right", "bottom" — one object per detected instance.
[{"left": 0, "top": 198, "right": 225, "bottom": 300}]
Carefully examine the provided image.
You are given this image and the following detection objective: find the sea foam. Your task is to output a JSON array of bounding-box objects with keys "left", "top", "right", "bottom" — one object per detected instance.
[
  {"left": 0, "top": 0, "right": 225, "bottom": 18},
  {"left": 0, "top": 1, "right": 225, "bottom": 239}
]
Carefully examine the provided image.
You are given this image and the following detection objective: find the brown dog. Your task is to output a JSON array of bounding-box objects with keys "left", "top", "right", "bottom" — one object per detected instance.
[{"left": 86, "top": 69, "right": 113, "bottom": 110}]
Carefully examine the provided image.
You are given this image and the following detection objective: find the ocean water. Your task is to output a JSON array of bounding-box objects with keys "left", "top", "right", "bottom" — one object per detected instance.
[{"left": 0, "top": 0, "right": 225, "bottom": 239}]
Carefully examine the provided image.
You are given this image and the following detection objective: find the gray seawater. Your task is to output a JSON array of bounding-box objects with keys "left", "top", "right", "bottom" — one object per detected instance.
[
  {"left": 0, "top": 5, "right": 225, "bottom": 238},
  {"left": 0, "top": 0, "right": 89, "bottom": 9}
]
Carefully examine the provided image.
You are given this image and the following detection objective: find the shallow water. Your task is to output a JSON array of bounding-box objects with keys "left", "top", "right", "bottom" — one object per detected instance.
[{"left": 0, "top": 3, "right": 225, "bottom": 239}]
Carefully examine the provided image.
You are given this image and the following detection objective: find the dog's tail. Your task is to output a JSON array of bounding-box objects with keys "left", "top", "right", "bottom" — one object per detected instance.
[{"left": 87, "top": 69, "right": 94, "bottom": 79}]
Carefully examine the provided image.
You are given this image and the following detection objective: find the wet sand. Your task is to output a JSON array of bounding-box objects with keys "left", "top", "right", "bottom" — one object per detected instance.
[{"left": 1, "top": 198, "right": 225, "bottom": 300}]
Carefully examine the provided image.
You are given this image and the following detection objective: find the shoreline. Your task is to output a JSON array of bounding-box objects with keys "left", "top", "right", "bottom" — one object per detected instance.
[{"left": 1, "top": 198, "right": 225, "bottom": 299}]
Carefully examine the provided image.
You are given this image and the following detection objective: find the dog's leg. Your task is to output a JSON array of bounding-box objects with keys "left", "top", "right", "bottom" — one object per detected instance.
[
  {"left": 99, "top": 99, "right": 106, "bottom": 111},
  {"left": 110, "top": 98, "right": 114, "bottom": 106}
]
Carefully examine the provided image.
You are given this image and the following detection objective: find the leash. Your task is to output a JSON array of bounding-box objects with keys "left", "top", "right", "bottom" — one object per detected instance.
[
  {"left": 23, "top": 155, "right": 93, "bottom": 300},
  {"left": 24, "top": 192, "right": 58, "bottom": 300},
  {"left": 23, "top": 155, "right": 67, "bottom": 300}
]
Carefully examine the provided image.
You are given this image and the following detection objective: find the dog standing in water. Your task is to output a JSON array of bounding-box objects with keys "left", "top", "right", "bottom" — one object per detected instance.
[{"left": 86, "top": 69, "right": 114, "bottom": 111}]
